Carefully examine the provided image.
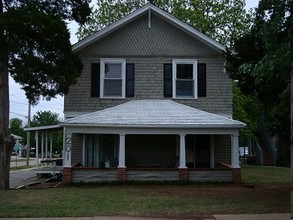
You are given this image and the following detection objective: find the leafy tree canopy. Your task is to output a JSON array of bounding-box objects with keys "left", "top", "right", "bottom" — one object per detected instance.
[
  {"left": 1, "top": 0, "right": 91, "bottom": 104},
  {"left": 9, "top": 118, "right": 25, "bottom": 140},
  {"left": 77, "top": 0, "right": 252, "bottom": 47},
  {"left": 31, "top": 111, "right": 60, "bottom": 127},
  {"left": 0, "top": 0, "right": 91, "bottom": 190},
  {"left": 227, "top": 0, "right": 291, "bottom": 137}
]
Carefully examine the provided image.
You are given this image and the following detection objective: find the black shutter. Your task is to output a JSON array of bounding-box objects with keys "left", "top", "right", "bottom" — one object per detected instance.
[
  {"left": 126, "top": 63, "right": 135, "bottom": 97},
  {"left": 164, "top": 63, "right": 172, "bottom": 97},
  {"left": 91, "top": 63, "right": 100, "bottom": 97},
  {"left": 198, "top": 63, "right": 206, "bottom": 97}
]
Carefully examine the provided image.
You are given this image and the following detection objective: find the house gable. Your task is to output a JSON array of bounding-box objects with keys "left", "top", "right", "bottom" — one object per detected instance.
[
  {"left": 76, "top": 12, "right": 221, "bottom": 57},
  {"left": 73, "top": 4, "right": 224, "bottom": 54}
]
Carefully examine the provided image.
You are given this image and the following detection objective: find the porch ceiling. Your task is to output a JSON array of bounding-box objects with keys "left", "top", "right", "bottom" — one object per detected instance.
[{"left": 61, "top": 100, "right": 245, "bottom": 129}]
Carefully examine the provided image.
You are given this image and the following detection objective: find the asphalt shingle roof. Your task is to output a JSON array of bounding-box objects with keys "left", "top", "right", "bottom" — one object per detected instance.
[{"left": 63, "top": 100, "right": 245, "bottom": 129}]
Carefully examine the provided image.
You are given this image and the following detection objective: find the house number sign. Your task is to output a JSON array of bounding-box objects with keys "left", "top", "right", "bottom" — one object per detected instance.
[{"left": 65, "top": 136, "right": 72, "bottom": 152}]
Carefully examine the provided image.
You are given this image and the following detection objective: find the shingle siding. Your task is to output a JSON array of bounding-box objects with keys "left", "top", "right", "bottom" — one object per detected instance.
[
  {"left": 71, "top": 134, "right": 83, "bottom": 165},
  {"left": 65, "top": 13, "right": 232, "bottom": 116},
  {"left": 214, "top": 135, "right": 231, "bottom": 164}
]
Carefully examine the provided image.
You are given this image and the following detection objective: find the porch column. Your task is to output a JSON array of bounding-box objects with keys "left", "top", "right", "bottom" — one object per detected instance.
[
  {"left": 50, "top": 132, "right": 53, "bottom": 159},
  {"left": 231, "top": 134, "right": 240, "bottom": 168},
  {"left": 118, "top": 134, "right": 126, "bottom": 168},
  {"left": 179, "top": 134, "right": 188, "bottom": 180},
  {"left": 117, "top": 134, "right": 127, "bottom": 181},
  {"left": 210, "top": 135, "right": 215, "bottom": 168},
  {"left": 35, "top": 131, "right": 39, "bottom": 169},
  {"left": 62, "top": 128, "right": 72, "bottom": 184},
  {"left": 63, "top": 128, "right": 72, "bottom": 168},
  {"left": 179, "top": 134, "right": 187, "bottom": 168},
  {"left": 231, "top": 133, "right": 241, "bottom": 184},
  {"left": 41, "top": 131, "right": 44, "bottom": 159}
]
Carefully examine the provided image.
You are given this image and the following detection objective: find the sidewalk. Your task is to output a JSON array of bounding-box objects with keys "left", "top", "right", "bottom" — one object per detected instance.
[{"left": 0, "top": 214, "right": 291, "bottom": 220}]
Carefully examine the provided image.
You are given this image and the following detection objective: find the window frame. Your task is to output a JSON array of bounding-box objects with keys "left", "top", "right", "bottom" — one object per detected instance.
[
  {"left": 100, "top": 58, "right": 126, "bottom": 99},
  {"left": 172, "top": 59, "right": 198, "bottom": 99}
]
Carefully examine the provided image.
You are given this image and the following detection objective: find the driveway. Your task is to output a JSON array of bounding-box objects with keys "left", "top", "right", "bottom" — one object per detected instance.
[
  {"left": 9, "top": 168, "right": 39, "bottom": 189},
  {"left": 10, "top": 157, "right": 39, "bottom": 189}
]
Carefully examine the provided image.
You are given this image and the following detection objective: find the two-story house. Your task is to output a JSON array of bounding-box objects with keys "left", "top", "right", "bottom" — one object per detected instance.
[{"left": 60, "top": 4, "right": 245, "bottom": 184}]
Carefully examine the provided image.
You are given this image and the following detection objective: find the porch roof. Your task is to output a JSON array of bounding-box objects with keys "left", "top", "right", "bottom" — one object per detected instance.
[{"left": 62, "top": 100, "right": 245, "bottom": 129}]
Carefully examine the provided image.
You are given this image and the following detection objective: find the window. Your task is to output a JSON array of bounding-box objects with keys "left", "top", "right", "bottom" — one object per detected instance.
[
  {"left": 172, "top": 59, "right": 197, "bottom": 99},
  {"left": 100, "top": 58, "right": 126, "bottom": 98}
]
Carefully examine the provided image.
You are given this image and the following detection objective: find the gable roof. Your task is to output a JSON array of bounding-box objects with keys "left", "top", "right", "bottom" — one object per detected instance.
[
  {"left": 62, "top": 100, "right": 245, "bottom": 129},
  {"left": 73, "top": 4, "right": 225, "bottom": 53}
]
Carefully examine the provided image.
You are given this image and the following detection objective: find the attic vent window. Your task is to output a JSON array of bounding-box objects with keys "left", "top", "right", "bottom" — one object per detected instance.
[
  {"left": 100, "top": 58, "right": 126, "bottom": 98},
  {"left": 172, "top": 59, "right": 198, "bottom": 99}
]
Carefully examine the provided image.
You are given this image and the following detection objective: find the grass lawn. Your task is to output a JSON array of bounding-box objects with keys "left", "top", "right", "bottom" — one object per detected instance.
[
  {"left": 10, "top": 165, "right": 35, "bottom": 171},
  {"left": 0, "top": 165, "right": 290, "bottom": 218},
  {"left": 241, "top": 165, "right": 290, "bottom": 184}
]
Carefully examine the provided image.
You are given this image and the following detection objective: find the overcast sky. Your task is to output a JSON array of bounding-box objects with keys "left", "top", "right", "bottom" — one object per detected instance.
[{"left": 9, "top": 0, "right": 259, "bottom": 124}]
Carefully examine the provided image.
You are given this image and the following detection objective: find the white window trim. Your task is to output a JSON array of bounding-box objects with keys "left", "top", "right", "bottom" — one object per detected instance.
[
  {"left": 100, "top": 58, "right": 126, "bottom": 99},
  {"left": 172, "top": 59, "right": 198, "bottom": 99}
]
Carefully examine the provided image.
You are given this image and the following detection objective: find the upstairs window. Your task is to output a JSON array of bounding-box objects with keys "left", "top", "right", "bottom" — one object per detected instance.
[
  {"left": 172, "top": 59, "right": 197, "bottom": 99},
  {"left": 100, "top": 58, "right": 126, "bottom": 98}
]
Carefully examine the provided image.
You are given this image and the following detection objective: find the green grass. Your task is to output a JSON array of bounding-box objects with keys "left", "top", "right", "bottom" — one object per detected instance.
[
  {"left": 0, "top": 165, "right": 290, "bottom": 218},
  {"left": 10, "top": 158, "right": 27, "bottom": 162},
  {"left": 241, "top": 165, "right": 290, "bottom": 184},
  {"left": 10, "top": 165, "right": 35, "bottom": 171}
]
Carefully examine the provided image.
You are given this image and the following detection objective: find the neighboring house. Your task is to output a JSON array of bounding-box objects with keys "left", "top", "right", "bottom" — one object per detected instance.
[{"left": 53, "top": 4, "right": 245, "bottom": 183}]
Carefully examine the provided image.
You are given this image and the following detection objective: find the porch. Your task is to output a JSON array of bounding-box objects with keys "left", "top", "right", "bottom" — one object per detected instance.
[
  {"left": 63, "top": 132, "right": 241, "bottom": 183},
  {"left": 61, "top": 100, "right": 245, "bottom": 183}
]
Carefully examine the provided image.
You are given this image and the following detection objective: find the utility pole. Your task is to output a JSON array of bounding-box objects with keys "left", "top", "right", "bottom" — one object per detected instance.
[{"left": 26, "top": 101, "right": 31, "bottom": 166}]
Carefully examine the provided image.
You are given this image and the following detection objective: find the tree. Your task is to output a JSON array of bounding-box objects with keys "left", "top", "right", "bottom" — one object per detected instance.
[
  {"left": 9, "top": 118, "right": 25, "bottom": 139},
  {"left": 77, "top": 0, "right": 251, "bottom": 47},
  {"left": 31, "top": 111, "right": 63, "bottom": 155},
  {"left": 232, "top": 82, "right": 261, "bottom": 145},
  {"left": 0, "top": 0, "right": 91, "bottom": 190},
  {"left": 227, "top": 0, "right": 291, "bottom": 165}
]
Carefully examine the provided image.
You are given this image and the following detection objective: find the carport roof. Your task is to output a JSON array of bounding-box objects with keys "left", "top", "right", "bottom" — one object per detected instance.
[{"left": 62, "top": 100, "right": 245, "bottom": 129}]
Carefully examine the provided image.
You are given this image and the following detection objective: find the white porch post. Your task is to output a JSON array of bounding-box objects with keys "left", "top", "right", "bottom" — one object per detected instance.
[
  {"left": 179, "top": 134, "right": 187, "bottom": 168},
  {"left": 210, "top": 135, "right": 215, "bottom": 168},
  {"left": 231, "top": 134, "right": 240, "bottom": 168},
  {"left": 35, "top": 131, "right": 39, "bottom": 169},
  {"left": 49, "top": 132, "right": 53, "bottom": 159},
  {"left": 45, "top": 131, "right": 48, "bottom": 159},
  {"left": 63, "top": 128, "right": 72, "bottom": 168},
  {"left": 41, "top": 131, "right": 44, "bottom": 160},
  {"left": 118, "top": 134, "right": 126, "bottom": 168}
]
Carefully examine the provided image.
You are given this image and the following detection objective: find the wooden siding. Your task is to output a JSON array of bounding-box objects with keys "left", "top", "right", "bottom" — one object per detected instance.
[
  {"left": 214, "top": 135, "right": 231, "bottom": 164},
  {"left": 65, "top": 13, "right": 232, "bottom": 117},
  {"left": 71, "top": 168, "right": 232, "bottom": 182},
  {"left": 189, "top": 169, "right": 231, "bottom": 182},
  {"left": 72, "top": 168, "right": 116, "bottom": 182},
  {"left": 71, "top": 134, "right": 83, "bottom": 165},
  {"left": 127, "top": 169, "right": 178, "bottom": 181},
  {"left": 77, "top": 13, "right": 220, "bottom": 57}
]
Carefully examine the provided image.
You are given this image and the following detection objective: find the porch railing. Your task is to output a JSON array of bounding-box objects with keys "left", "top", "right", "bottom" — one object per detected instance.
[{"left": 259, "top": 127, "right": 277, "bottom": 165}]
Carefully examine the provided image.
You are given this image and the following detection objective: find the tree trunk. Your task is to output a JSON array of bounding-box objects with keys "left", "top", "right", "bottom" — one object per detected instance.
[
  {"left": 290, "top": 1, "right": 293, "bottom": 208},
  {"left": 0, "top": 59, "right": 13, "bottom": 190},
  {"left": 0, "top": 0, "right": 13, "bottom": 190}
]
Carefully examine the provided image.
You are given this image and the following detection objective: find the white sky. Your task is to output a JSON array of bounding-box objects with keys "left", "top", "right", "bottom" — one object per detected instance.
[{"left": 9, "top": 0, "right": 259, "bottom": 124}]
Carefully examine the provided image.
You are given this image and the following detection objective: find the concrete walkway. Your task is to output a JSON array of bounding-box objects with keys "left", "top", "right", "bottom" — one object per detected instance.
[{"left": 0, "top": 214, "right": 291, "bottom": 220}]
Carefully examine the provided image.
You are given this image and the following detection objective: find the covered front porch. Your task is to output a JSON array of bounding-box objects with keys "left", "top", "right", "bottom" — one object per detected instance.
[{"left": 61, "top": 100, "right": 245, "bottom": 183}]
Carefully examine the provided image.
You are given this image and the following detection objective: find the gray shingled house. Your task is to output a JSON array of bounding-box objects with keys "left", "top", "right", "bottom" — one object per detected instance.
[{"left": 60, "top": 4, "right": 245, "bottom": 183}]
